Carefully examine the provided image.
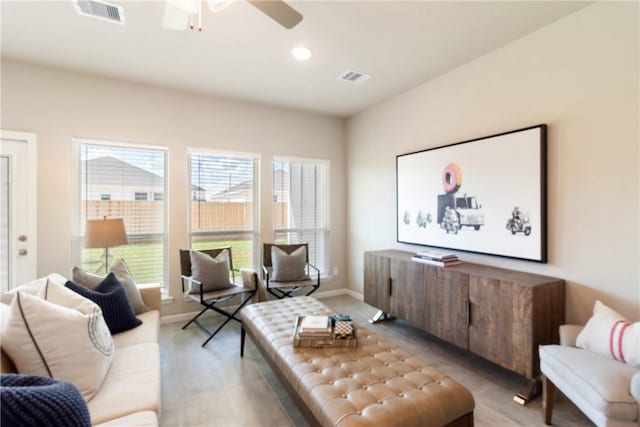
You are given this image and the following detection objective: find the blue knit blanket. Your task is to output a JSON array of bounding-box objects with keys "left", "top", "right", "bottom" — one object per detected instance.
[{"left": 1, "top": 374, "right": 91, "bottom": 427}]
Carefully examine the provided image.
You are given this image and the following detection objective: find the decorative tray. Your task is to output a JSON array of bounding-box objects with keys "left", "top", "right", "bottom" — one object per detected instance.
[{"left": 292, "top": 315, "right": 357, "bottom": 348}]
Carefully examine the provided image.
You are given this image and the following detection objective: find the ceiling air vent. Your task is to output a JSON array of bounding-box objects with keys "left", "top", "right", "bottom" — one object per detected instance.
[
  {"left": 338, "top": 70, "right": 371, "bottom": 85},
  {"left": 74, "top": 0, "right": 125, "bottom": 24}
]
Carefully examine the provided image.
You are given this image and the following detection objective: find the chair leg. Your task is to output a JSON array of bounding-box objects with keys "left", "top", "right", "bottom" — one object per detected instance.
[
  {"left": 209, "top": 304, "right": 243, "bottom": 323},
  {"left": 542, "top": 375, "right": 555, "bottom": 425},
  {"left": 202, "top": 292, "right": 255, "bottom": 347},
  {"left": 240, "top": 326, "right": 246, "bottom": 357},
  {"left": 182, "top": 306, "right": 209, "bottom": 330},
  {"left": 305, "top": 284, "right": 319, "bottom": 296},
  {"left": 201, "top": 312, "right": 236, "bottom": 347},
  {"left": 267, "top": 287, "right": 287, "bottom": 299},
  {"left": 268, "top": 285, "right": 319, "bottom": 299}
]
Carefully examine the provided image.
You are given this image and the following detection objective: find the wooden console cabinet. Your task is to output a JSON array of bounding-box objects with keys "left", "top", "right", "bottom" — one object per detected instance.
[{"left": 364, "top": 250, "right": 565, "bottom": 403}]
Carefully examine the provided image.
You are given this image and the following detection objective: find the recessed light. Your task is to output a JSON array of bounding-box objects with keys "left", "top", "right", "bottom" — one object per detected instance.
[{"left": 292, "top": 46, "right": 312, "bottom": 61}]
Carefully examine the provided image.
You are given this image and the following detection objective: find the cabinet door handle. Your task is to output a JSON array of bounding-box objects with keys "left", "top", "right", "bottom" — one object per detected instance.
[
  {"left": 465, "top": 300, "right": 471, "bottom": 325},
  {"left": 388, "top": 277, "right": 392, "bottom": 296}
]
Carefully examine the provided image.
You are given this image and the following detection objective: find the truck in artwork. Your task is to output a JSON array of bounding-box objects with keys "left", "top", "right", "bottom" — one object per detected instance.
[{"left": 436, "top": 163, "right": 484, "bottom": 233}]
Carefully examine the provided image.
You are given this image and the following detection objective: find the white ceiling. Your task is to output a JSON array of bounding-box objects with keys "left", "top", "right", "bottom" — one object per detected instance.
[{"left": 1, "top": 1, "right": 588, "bottom": 117}]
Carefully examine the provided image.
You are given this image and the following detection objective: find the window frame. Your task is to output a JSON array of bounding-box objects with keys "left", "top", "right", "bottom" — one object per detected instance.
[
  {"left": 272, "top": 155, "right": 330, "bottom": 276},
  {"left": 71, "top": 137, "right": 170, "bottom": 291}
]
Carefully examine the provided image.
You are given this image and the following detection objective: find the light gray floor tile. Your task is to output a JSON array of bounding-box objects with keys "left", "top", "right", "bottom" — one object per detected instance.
[{"left": 159, "top": 295, "right": 593, "bottom": 427}]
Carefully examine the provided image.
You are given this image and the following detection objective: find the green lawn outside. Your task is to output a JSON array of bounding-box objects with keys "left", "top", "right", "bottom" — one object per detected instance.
[
  {"left": 82, "top": 239, "right": 253, "bottom": 284},
  {"left": 192, "top": 239, "right": 254, "bottom": 271}
]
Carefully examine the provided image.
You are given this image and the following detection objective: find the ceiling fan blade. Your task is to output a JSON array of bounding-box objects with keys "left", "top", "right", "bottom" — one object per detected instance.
[
  {"left": 247, "top": 0, "right": 303, "bottom": 29},
  {"left": 162, "top": 0, "right": 190, "bottom": 31}
]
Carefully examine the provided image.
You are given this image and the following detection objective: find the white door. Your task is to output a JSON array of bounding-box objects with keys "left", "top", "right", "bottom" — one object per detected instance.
[{"left": 0, "top": 131, "right": 37, "bottom": 291}]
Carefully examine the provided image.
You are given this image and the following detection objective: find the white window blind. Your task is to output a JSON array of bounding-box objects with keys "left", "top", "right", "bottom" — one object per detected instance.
[
  {"left": 273, "top": 157, "right": 329, "bottom": 275},
  {"left": 72, "top": 141, "right": 168, "bottom": 288},
  {"left": 189, "top": 152, "right": 259, "bottom": 270},
  {"left": 0, "top": 157, "right": 9, "bottom": 291}
]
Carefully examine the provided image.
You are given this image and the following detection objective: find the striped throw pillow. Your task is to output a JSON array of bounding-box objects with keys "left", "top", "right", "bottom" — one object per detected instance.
[{"left": 576, "top": 300, "right": 640, "bottom": 368}]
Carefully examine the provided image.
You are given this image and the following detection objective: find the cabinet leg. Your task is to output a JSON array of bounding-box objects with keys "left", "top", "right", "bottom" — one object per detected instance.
[
  {"left": 513, "top": 377, "right": 541, "bottom": 405},
  {"left": 368, "top": 310, "right": 391, "bottom": 324}
]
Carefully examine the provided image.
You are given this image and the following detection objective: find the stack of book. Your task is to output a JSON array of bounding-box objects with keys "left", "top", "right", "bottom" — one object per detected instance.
[
  {"left": 411, "top": 251, "right": 462, "bottom": 267},
  {"left": 293, "top": 315, "right": 357, "bottom": 348},
  {"left": 298, "top": 315, "right": 332, "bottom": 338}
]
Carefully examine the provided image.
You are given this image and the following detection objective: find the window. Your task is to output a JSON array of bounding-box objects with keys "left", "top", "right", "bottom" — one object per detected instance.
[
  {"left": 72, "top": 140, "right": 168, "bottom": 288},
  {"left": 189, "top": 151, "right": 259, "bottom": 270},
  {"left": 153, "top": 192, "right": 163, "bottom": 201},
  {"left": 273, "top": 157, "right": 329, "bottom": 275}
]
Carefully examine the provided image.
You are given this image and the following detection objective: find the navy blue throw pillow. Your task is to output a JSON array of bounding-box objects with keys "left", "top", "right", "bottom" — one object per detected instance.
[
  {"left": 65, "top": 273, "right": 142, "bottom": 334},
  {"left": 1, "top": 374, "right": 91, "bottom": 427}
]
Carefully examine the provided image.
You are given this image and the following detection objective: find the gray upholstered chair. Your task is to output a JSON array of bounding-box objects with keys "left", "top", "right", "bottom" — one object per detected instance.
[
  {"left": 180, "top": 247, "right": 256, "bottom": 347},
  {"left": 262, "top": 243, "right": 320, "bottom": 299},
  {"left": 539, "top": 324, "right": 639, "bottom": 427}
]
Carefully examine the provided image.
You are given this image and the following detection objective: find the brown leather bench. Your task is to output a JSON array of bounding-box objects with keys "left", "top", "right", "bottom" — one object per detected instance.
[{"left": 240, "top": 297, "right": 475, "bottom": 427}]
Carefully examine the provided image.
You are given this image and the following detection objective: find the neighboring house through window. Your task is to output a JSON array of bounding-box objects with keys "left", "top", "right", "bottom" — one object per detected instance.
[
  {"left": 72, "top": 139, "right": 169, "bottom": 289},
  {"left": 273, "top": 157, "right": 330, "bottom": 275},
  {"left": 189, "top": 150, "right": 259, "bottom": 270}
]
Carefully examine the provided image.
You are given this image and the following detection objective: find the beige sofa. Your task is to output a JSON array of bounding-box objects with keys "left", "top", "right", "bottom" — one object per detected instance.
[{"left": 0, "top": 276, "right": 162, "bottom": 427}]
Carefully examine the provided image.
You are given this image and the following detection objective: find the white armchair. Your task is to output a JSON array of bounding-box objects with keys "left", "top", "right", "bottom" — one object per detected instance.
[{"left": 539, "top": 324, "right": 640, "bottom": 427}]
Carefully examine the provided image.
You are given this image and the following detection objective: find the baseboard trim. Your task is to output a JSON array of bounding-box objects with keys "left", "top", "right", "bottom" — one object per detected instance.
[
  {"left": 345, "top": 289, "right": 364, "bottom": 301},
  {"left": 161, "top": 310, "right": 217, "bottom": 325},
  {"left": 314, "top": 288, "right": 363, "bottom": 301},
  {"left": 160, "top": 288, "right": 364, "bottom": 324}
]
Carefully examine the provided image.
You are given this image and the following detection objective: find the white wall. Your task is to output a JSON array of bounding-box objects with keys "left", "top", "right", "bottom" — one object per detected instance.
[
  {"left": 0, "top": 60, "right": 347, "bottom": 316},
  {"left": 346, "top": 2, "right": 639, "bottom": 323}
]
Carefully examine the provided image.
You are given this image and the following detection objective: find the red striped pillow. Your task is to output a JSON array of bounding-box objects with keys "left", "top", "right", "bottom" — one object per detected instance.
[{"left": 576, "top": 301, "right": 639, "bottom": 368}]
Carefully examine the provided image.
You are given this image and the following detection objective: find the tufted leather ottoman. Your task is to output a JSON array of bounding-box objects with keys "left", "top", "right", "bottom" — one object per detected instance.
[{"left": 240, "top": 297, "right": 474, "bottom": 427}]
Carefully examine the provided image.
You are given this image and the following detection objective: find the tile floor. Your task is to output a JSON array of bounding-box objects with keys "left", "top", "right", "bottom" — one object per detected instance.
[{"left": 159, "top": 295, "right": 593, "bottom": 427}]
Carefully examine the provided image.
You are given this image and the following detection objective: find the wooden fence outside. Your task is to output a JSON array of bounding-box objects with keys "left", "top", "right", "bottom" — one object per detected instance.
[{"left": 84, "top": 200, "right": 290, "bottom": 233}]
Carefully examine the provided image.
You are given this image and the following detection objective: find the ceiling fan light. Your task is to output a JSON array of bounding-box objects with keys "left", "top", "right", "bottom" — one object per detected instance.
[
  {"left": 206, "top": 0, "right": 235, "bottom": 12},
  {"left": 292, "top": 46, "right": 312, "bottom": 61}
]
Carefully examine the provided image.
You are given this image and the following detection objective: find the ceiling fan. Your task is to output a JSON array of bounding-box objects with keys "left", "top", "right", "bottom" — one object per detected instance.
[{"left": 163, "top": 0, "right": 303, "bottom": 31}]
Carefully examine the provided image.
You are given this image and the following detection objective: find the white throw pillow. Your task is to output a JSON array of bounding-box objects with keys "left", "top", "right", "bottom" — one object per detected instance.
[
  {"left": 72, "top": 259, "right": 148, "bottom": 314},
  {"left": 0, "top": 273, "right": 67, "bottom": 305},
  {"left": 271, "top": 246, "right": 310, "bottom": 282},
  {"left": 188, "top": 249, "right": 233, "bottom": 293},
  {"left": 1, "top": 280, "right": 114, "bottom": 401},
  {"left": 0, "top": 302, "right": 17, "bottom": 373},
  {"left": 576, "top": 300, "right": 640, "bottom": 368}
]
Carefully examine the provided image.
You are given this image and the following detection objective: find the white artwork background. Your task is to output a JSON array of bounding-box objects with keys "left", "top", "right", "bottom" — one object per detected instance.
[{"left": 397, "top": 127, "right": 543, "bottom": 260}]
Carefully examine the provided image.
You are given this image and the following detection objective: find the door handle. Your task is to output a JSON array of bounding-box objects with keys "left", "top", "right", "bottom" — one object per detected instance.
[
  {"left": 465, "top": 300, "right": 471, "bottom": 325},
  {"left": 18, "top": 249, "right": 27, "bottom": 256},
  {"left": 388, "top": 277, "right": 392, "bottom": 296}
]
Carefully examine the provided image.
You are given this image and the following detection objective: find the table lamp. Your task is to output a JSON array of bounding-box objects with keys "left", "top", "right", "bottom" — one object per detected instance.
[{"left": 85, "top": 216, "right": 128, "bottom": 273}]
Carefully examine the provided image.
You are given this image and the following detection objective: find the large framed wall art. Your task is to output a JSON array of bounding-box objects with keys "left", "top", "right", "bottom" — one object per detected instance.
[{"left": 396, "top": 124, "right": 547, "bottom": 262}]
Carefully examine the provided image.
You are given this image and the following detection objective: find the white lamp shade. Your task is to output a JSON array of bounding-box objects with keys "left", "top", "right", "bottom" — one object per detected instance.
[{"left": 84, "top": 218, "right": 128, "bottom": 249}]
